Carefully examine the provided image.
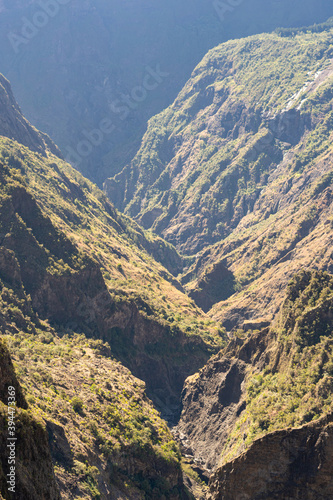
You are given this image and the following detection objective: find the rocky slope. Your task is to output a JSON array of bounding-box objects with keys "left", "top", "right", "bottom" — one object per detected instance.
[
  {"left": 0, "top": 338, "right": 61, "bottom": 500},
  {"left": 1, "top": 1, "right": 333, "bottom": 185},
  {"left": 208, "top": 413, "right": 333, "bottom": 500},
  {"left": 0, "top": 74, "right": 218, "bottom": 497},
  {"left": 0, "top": 74, "right": 61, "bottom": 158},
  {"left": 175, "top": 270, "right": 333, "bottom": 496},
  {"left": 107, "top": 22, "right": 333, "bottom": 330}
]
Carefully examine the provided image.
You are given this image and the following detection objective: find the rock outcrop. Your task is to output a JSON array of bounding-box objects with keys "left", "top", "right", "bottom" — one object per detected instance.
[
  {"left": 0, "top": 74, "right": 62, "bottom": 158},
  {"left": 0, "top": 339, "right": 60, "bottom": 500},
  {"left": 175, "top": 329, "right": 271, "bottom": 471},
  {"left": 208, "top": 413, "right": 333, "bottom": 500}
]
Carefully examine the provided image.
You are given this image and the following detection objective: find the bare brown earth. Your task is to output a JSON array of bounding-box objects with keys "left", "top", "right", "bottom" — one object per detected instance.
[{"left": 175, "top": 329, "right": 272, "bottom": 473}]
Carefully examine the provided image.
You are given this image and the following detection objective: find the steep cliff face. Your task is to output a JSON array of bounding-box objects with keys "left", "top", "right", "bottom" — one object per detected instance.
[
  {"left": 175, "top": 329, "right": 271, "bottom": 472},
  {"left": 175, "top": 357, "right": 247, "bottom": 471},
  {"left": 0, "top": 338, "right": 61, "bottom": 500},
  {"left": 0, "top": 74, "right": 61, "bottom": 158},
  {"left": 208, "top": 414, "right": 333, "bottom": 500},
  {"left": 176, "top": 270, "right": 333, "bottom": 494},
  {"left": 107, "top": 24, "right": 333, "bottom": 330}
]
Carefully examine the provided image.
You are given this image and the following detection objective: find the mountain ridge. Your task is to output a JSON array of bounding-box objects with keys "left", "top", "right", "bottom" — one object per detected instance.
[
  {"left": 105, "top": 25, "right": 333, "bottom": 331},
  {"left": 0, "top": 73, "right": 218, "bottom": 498},
  {"left": 1, "top": 0, "right": 333, "bottom": 184},
  {"left": 2, "top": 14, "right": 333, "bottom": 499},
  {"left": 0, "top": 74, "right": 62, "bottom": 159}
]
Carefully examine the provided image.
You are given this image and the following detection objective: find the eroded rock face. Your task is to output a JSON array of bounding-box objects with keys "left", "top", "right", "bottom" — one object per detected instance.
[
  {"left": 178, "top": 272, "right": 333, "bottom": 497},
  {"left": 0, "top": 74, "right": 61, "bottom": 158},
  {"left": 265, "top": 108, "right": 311, "bottom": 146},
  {"left": 0, "top": 339, "right": 60, "bottom": 500},
  {"left": 175, "top": 330, "right": 271, "bottom": 472},
  {"left": 188, "top": 261, "right": 237, "bottom": 313},
  {"left": 208, "top": 414, "right": 333, "bottom": 500},
  {"left": 175, "top": 357, "right": 247, "bottom": 471}
]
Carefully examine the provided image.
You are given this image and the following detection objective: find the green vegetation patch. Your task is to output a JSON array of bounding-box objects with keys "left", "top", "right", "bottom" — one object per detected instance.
[{"left": 222, "top": 271, "right": 333, "bottom": 463}]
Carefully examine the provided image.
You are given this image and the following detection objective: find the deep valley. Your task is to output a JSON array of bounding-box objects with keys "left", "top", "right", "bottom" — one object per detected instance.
[{"left": 1, "top": 6, "right": 333, "bottom": 500}]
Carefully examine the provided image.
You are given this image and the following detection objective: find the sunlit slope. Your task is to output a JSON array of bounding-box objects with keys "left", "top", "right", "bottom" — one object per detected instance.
[
  {"left": 0, "top": 74, "right": 216, "bottom": 498},
  {"left": 106, "top": 24, "right": 333, "bottom": 327},
  {"left": 177, "top": 271, "right": 333, "bottom": 497}
]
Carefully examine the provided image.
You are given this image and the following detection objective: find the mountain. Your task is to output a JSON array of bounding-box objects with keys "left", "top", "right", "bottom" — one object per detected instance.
[
  {"left": 176, "top": 270, "right": 333, "bottom": 498},
  {"left": 0, "top": 338, "right": 60, "bottom": 500},
  {"left": 3, "top": 12, "right": 333, "bottom": 499},
  {"left": 0, "top": 73, "right": 221, "bottom": 498},
  {"left": 106, "top": 21, "right": 333, "bottom": 331},
  {"left": 0, "top": 74, "right": 61, "bottom": 158},
  {"left": 1, "top": 1, "right": 333, "bottom": 185}
]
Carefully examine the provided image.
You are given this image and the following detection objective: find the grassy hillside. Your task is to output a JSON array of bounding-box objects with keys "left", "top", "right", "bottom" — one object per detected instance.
[
  {"left": 0, "top": 75, "right": 223, "bottom": 498},
  {"left": 220, "top": 270, "right": 333, "bottom": 464},
  {"left": 0, "top": 307, "right": 189, "bottom": 499},
  {"left": 4, "top": 333, "right": 189, "bottom": 499},
  {"left": 107, "top": 23, "right": 333, "bottom": 328}
]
